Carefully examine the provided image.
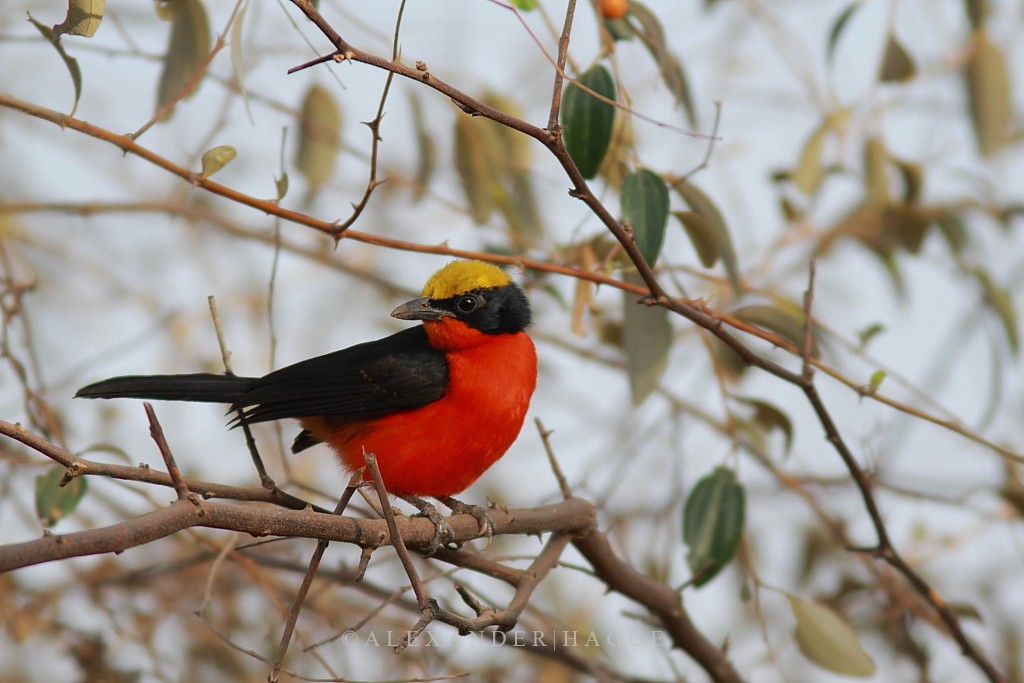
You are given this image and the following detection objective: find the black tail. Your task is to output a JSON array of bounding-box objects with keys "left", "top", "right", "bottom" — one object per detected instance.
[{"left": 75, "top": 373, "right": 255, "bottom": 404}]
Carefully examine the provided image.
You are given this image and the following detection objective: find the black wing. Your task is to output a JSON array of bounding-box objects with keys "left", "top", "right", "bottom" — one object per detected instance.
[{"left": 231, "top": 326, "right": 448, "bottom": 425}]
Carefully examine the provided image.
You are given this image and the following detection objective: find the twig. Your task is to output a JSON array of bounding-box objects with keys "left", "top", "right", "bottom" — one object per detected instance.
[
  {"left": 270, "top": 485, "right": 358, "bottom": 681},
  {"left": 573, "top": 528, "right": 746, "bottom": 683},
  {"left": 797, "top": 262, "right": 1007, "bottom": 683},
  {"left": 534, "top": 417, "right": 571, "bottom": 500},
  {"left": 545, "top": 0, "right": 577, "bottom": 131},
  {"left": 143, "top": 403, "right": 192, "bottom": 503}
]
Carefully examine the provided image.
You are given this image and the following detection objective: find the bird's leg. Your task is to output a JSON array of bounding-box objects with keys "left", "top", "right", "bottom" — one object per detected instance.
[
  {"left": 400, "top": 494, "right": 454, "bottom": 555},
  {"left": 438, "top": 495, "right": 496, "bottom": 540}
]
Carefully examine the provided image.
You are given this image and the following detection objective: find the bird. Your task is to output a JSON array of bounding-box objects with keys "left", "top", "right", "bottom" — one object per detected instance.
[{"left": 76, "top": 260, "right": 538, "bottom": 501}]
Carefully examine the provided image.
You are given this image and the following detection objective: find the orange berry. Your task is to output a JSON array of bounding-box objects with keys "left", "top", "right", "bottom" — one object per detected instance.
[{"left": 599, "top": 0, "right": 628, "bottom": 20}]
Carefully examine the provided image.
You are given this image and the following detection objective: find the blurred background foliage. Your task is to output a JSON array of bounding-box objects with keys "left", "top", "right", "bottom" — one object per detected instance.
[{"left": 1, "top": 0, "right": 1023, "bottom": 681}]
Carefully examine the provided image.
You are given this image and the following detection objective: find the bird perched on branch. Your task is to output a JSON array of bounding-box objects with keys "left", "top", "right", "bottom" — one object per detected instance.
[{"left": 77, "top": 260, "right": 537, "bottom": 501}]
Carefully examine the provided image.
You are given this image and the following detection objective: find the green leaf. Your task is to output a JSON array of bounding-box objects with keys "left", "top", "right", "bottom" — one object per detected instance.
[
  {"left": 561, "top": 64, "right": 617, "bottom": 179},
  {"left": 867, "top": 369, "right": 886, "bottom": 394},
  {"left": 603, "top": 17, "right": 634, "bottom": 42},
  {"left": 965, "top": 31, "right": 1014, "bottom": 157},
  {"left": 673, "top": 179, "right": 741, "bottom": 294},
  {"left": 199, "top": 145, "right": 237, "bottom": 178},
  {"left": 856, "top": 322, "right": 885, "bottom": 349},
  {"left": 28, "top": 17, "right": 83, "bottom": 117},
  {"left": 156, "top": 0, "right": 211, "bottom": 114},
  {"left": 788, "top": 595, "right": 877, "bottom": 677},
  {"left": 35, "top": 465, "right": 88, "bottom": 527},
  {"left": 935, "top": 211, "right": 968, "bottom": 254},
  {"left": 53, "top": 0, "right": 105, "bottom": 38},
  {"left": 621, "top": 169, "right": 669, "bottom": 267},
  {"left": 510, "top": 0, "right": 537, "bottom": 9},
  {"left": 295, "top": 84, "right": 342, "bottom": 197},
  {"left": 826, "top": 2, "right": 860, "bottom": 66},
  {"left": 964, "top": 0, "right": 985, "bottom": 29},
  {"left": 683, "top": 467, "right": 745, "bottom": 586},
  {"left": 623, "top": 271, "right": 671, "bottom": 405},
  {"left": 879, "top": 34, "right": 916, "bottom": 82},
  {"left": 626, "top": 2, "right": 697, "bottom": 126},
  {"left": 973, "top": 268, "right": 1019, "bottom": 354}
]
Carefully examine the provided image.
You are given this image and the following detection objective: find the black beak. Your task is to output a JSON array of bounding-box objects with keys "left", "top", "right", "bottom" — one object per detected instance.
[{"left": 391, "top": 297, "right": 453, "bottom": 321}]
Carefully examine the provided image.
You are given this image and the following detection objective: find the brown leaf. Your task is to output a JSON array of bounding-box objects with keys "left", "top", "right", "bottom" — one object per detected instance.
[
  {"left": 156, "top": 0, "right": 211, "bottom": 114},
  {"left": 965, "top": 31, "right": 1014, "bottom": 157},
  {"left": 879, "top": 34, "right": 916, "bottom": 82},
  {"left": 295, "top": 84, "right": 342, "bottom": 197}
]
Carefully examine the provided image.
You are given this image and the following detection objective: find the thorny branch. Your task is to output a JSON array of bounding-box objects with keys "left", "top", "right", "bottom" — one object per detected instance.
[
  {"left": 0, "top": 1, "right": 1012, "bottom": 680},
  {"left": 278, "top": 3, "right": 1010, "bottom": 680},
  {"left": 1, "top": 421, "right": 744, "bottom": 681},
  {"left": 798, "top": 264, "right": 1006, "bottom": 683}
]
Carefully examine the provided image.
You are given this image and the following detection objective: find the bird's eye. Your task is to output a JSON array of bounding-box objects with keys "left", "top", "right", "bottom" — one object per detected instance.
[{"left": 457, "top": 296, "right": 479, "bottom": 313}]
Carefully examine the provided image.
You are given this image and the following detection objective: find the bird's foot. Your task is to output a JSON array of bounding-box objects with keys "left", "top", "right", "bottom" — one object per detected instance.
[
  {"left": 438, "top": 496, "right": 496, "bottom": 542},
  {"left": 400, "top": 495, "right": 454, "bottom": 555}
]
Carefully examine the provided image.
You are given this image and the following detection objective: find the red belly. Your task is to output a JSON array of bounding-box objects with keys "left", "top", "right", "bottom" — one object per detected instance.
[{"left": 310, "top": 331, "right": 536, "bottom": 497}]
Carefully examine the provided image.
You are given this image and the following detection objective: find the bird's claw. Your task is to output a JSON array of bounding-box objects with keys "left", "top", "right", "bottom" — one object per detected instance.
[
  {"left": 439, "top": 496, "right": 496, "bottom": 543},
  {"left": 401, "top": 495, "right": 455, "bottom": 555}
]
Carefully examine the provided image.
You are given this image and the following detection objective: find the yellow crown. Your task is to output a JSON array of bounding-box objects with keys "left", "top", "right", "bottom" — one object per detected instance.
[{"left": 422, "top": 261, "right": 512, "bottom": 299}]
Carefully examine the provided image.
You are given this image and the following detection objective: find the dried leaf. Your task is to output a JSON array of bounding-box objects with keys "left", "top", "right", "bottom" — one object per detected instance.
[
  {"left": 454, "top": 114, "right": 502, "bottom": 224},
  {"left": 199, "top": 145, "right": 237, "bottom": 178},
  {"left": 863, "top": 136, "right": 890, "bottom": 204},
  {"left": 623, "top": 271, "right": 671, "bottom": 404},
  {"left": 794, "top": 120, "right": 829, "bottom": 195},
  {"left": 674, "top": 210, "right": 718, "bottom": 267},
  {"left": 965, "top": 31, "right": 1014, "bottom": 157},
  {"left": 893, "top": 157, "right": 923, "bottom": 204},
  {"left": 485, "top": 94, "right": 543, "bottom": 248},
  {"left": 818, "top": 202, "right": 931, "bottom": 262},
  {"left": 684, "top": 467, "right": 745, "bottom": 586},
  {"left": 274, "top": 172, "right": 289, "bottom": 202},
  {"left": 879, "top": 34, "right": 916, "bottom": 82},
  {"left": 673, "top": 179, "right": 740, "bottom": 294},
  {"left": 408, "top": 92, "right": 436, "bottom": 200},
  {"left": 572, "top": 242, "right": 598, "bottom": 337},
  {"left": 733, "top": 304, "right": 817, "bottom": 357},
  {"left": 621, "top": 169, "right": 669, "bottom": 267},
  {"left": 230, "top": 0, "right": 250, "bottom": 118},
  {"left": 295, "top": 84, "right": 342, "bottom": 197},
  {"left": 561, "top": 64, "right": 617, "bottom": 179},
  {"left": 788, "top": 596, "right": 877, "bottom": 677},
  {"left": 28, "top": 17, "right": 83, "bottom": 117},
  {"left": 736, "top": 397, "right": 793, "bottom": 453},
  {"left": 53, "top": 0, "right": 105, "bottom": 38},
  {"left": 626, "top": 1, "right": 696, "bottom": 126},
  {"left": 156, "top": 0, "right": 211, "bottom": 114}
]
